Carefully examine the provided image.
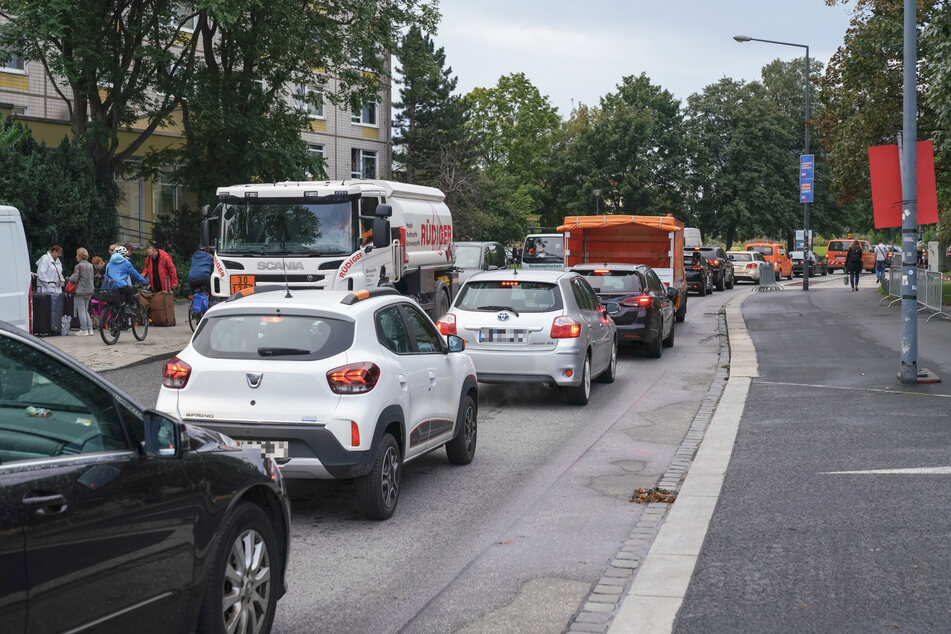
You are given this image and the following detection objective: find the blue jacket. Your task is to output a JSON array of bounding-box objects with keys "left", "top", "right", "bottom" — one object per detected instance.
[
  {"left": 188, "top": 250, "right": 214, "bottom": 282},
  {"left": 107, "top": 253, "right": 148, "bottom": 288}
]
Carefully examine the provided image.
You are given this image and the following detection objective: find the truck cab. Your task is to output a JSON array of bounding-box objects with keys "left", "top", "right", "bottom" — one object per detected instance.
[{"left": 521, "top": 233, "right": 564, "bottom": 270}]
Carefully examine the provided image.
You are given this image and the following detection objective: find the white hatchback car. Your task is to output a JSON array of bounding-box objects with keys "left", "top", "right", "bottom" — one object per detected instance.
[
  {"left": 156, "top": 286, "right": 478, "bottom": 520},
  {"left": 436, "top": 269, "right": 617, "bottom": 405}
]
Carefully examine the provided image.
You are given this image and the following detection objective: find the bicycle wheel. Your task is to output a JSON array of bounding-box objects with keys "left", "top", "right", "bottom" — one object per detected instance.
[
  {"left": 132, "top": 304, "right": 149, "bottom": 341},
  {"left": 188, "top": 307, "right": 204, "bottom": 332},
  {"left": 99, "top": 305, "right": 121, "bottom": 345}
]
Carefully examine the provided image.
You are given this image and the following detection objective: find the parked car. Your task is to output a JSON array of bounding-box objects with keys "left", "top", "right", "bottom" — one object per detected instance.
[
  {"left": 791, "top": 250, "right": 828, "bottom": 277},
  {"left": 454, "top": 241, "right": 508, "bottom": 285},
  {"left": 437, "top": 269, "right": 617, "bottom": 405},
  {"left": 685, "top": 251, "right": 714, "bottom": 295},
  {"left": 744, "top": 241, "right": 793, "bottom": 279},
  {"left": 726, "top": 251, "right": 770, "bottom": 284},
  {"left": 0, "top": 320, "right": 291, "bottom": 634},
  {"left": 156, "top": 286, "right": 478, "bottom": 521},
  {"left": 690, "top": 246, "right": 735, "bottom": 291},
  {"left": 570, "top": 263, "right": 677, "bottom": 358}
]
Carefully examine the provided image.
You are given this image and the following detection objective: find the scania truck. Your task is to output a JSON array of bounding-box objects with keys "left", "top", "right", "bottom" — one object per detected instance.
[{"left": 200, "top": 180, "right": 458, "bottom": 318}]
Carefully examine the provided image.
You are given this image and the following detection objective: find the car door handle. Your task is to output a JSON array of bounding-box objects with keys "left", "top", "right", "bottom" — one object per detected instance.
[
  {"left": 23, "top": 492, "right": 68, "bottom": 516},
  {"left": 428, "top": 371, "right": 437, "bottom": 388},
  {"left": 399, "top": 373, "right": 408, "bottom": 386}
]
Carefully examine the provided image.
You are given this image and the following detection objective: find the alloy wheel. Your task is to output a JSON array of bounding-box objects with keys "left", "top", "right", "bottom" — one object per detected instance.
[{"left": 222, "top": 528, "right": 271, "bottom": 634}]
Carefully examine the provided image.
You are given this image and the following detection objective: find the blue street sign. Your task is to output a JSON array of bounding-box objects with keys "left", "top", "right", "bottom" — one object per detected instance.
[
  {"left": 799, "top": 179, "right": 814, "bottom": 203},
  {"left": 800, "top": 154, "right": 814, "bottom": 180}
]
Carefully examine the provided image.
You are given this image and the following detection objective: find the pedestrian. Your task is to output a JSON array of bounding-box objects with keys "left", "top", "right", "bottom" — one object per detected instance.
[
  {"left": 141, "top": 244, "right": 179, "bottom": 293},
  {"left": 67, "top": 248, "right": 95, "bottom": 335},
  {"left": 845, "top": 240, "right": 864, "bottom": 291},
  {"left": 874, "top": 240, "right": 888, "bottom": 283},
  {"left": 107, "top": 246, "right": 149, "bottom": 309},
  {"left": 35, "top": 244, "right": 65, "bottom": 294},
  {"left": 187, "top": 247, "right": 214, "bottom": 293},
  {"left": 91, "top": 256, "right": 106, "bottom": 287}
]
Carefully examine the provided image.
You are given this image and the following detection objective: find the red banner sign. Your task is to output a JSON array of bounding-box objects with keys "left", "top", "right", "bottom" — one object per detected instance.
[{"left": 868, "top": 140, "right": 939, "bottom": 228}]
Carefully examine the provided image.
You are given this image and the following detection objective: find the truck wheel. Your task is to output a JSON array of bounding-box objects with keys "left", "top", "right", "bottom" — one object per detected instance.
[
  {"left": 431, "top": 289, "right": 450, "bottom": 321},
  {"left": 357, "top": 433, "right": 401, "bottom": 521},
  {"left": 675, "top": 294, "right": 687, "bottom": 323}
]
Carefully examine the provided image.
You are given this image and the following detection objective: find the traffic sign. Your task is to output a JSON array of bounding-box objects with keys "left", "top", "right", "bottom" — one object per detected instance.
[{"left": 799, "top": 179, "right": 814, "bottom": 203}]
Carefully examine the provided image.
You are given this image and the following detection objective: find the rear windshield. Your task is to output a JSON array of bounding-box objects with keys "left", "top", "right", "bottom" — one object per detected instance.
[
  {"left": 574, "top": 270, "right": 643, "bottom": 294},
  {"left": 728, "top": 253, "right": 752, "bottom": 261},
  {"left": 193, "top": 314, "right": 354, "bottom": 360},
  {"left": 522, "top": 236, "right": 563, "bottom": 263},
  {"left": 827, "top": 241, "right": 853, "bottom": 252},
  {"left": 456, "top": 280, "right": 563, "bottom": 313},
  {"left": 747, "top": 246, "right": 773, "bottom": 256}
]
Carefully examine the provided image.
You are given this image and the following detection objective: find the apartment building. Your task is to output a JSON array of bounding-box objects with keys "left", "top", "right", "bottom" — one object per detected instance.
[{"left": 0, "top": 38, "right": 391, "bottom": 246}]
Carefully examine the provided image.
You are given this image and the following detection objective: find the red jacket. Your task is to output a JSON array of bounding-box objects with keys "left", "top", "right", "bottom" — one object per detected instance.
[{"left": 141, "top": 248, "right": 179, "bottom": 290}]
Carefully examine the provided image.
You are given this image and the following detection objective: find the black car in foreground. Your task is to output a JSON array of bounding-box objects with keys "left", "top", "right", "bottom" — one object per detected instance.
[
  {"left": 685, "top": 251, "right": 714, "bottom": 296},
  {"left": 571, "top": 263, "right": 677, "bottom": 358},
  {"left": 0, "top": 321, "right": 291, "bottom": 634}
]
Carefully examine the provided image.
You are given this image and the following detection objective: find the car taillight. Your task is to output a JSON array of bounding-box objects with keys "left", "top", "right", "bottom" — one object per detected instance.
[
  {"left": 692, "top": 264, "right": 702, "bottom": 271},
  {"left": 711, "top": 259, "right": 720, "bottom": 266},
  {"left": 163, "top": 357, "right": 191, "bottom": 389},
  {"left": 327, "top": 362, "right": 380, "bottom": 394},
  {"left": 550, "top": 316, "right": 582, "bottom": 338},
  {"left": 621, "top": 294, "right": 652, "bottom": 308},
  {"left": 746, "top": 263, "right": 757, "bottom": 269},
  {"left": 436, "top": 313, "right": 456, "bottom": 335}
]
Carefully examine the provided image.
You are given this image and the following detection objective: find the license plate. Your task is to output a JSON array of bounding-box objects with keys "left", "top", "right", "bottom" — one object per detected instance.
[
  {"left": 230, "top": 275, "right": 255, "bottom": 294},
  {"left": 479, "top": 328, "right": 527, "bottom": 343},
  {"left": 234, "top": 439, "right": 289, "bottom": 460}
]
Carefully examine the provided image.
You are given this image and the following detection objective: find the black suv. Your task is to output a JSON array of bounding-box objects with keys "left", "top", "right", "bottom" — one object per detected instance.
[{"left": 691, "top": 246, "right": 735, "bottom": 291}]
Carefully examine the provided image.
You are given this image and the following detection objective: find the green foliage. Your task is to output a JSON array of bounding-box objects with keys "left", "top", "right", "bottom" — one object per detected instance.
[
  {"left": 0, "top": 115, "right": 114, "bottom": 265},
  {"left": 150, "top": 205, "right": 201, "bottom": 259}
]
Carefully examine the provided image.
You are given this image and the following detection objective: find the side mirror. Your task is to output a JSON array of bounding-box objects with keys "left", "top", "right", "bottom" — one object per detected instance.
[
  {"left": 372, "top": 217, "right": 390, "bottom": 249},
  {"left": 200, "top": 204, "right": 211, "bottom": 219},
  {"left": 200, "top": 219, "right": 211, "bottom": 249},
  {"left": 143, "top": 409, "right": 182, "bottom": 458},
  {"left": 375, "top": 204, "right": 393, "bottom": 218},
  {"left": 447, "top": 334, "right": 465, "bottom": 352},
  {"left": 603, "top": 302, "right": 620, "bottom": 315},
  {"left": 666, "top": 287, "right": 680, "bottom": 301}
]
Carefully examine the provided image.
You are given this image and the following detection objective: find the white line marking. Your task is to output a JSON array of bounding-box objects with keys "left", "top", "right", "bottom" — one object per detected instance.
[
  {"left": 758, "top": 380, "right": 951, "bottom": 399},
  {"left": 823, "top": 467, "right": 951, "bottom": 475}
]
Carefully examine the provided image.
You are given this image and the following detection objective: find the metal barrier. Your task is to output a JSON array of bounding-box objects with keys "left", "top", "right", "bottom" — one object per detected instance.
[
  {"left": 753, "top": 263, "right": 782, "bottom": 292},
  {"left": 880, "top": 255, "right": 901, "bottom": 306},
  {"left": 879, "top": 254, "right": 949, "bottom": 321}
]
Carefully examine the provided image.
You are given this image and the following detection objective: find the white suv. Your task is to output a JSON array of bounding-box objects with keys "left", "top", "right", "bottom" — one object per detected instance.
[{"left": 156, "top": 286, "right": 478, "bottom": 520}]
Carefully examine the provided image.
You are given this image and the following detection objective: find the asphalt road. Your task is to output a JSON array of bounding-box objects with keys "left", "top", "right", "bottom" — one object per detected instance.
[{"left": 104, "top": 281, "right": 746, "bottom": 633}]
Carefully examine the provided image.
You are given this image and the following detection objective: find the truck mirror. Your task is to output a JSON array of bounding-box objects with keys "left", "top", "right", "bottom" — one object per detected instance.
[
  {"left": 373, "top": 218, "right": 390, "bottom": 249},
  {"left": 200, "top": 219, "right": 210, "bottom": 249},
  {"left": 200, "top": 204, "right": 210, "bottom": 219},
  {"left": 376, "top": 204, "right": 393, "bottom": 218}
]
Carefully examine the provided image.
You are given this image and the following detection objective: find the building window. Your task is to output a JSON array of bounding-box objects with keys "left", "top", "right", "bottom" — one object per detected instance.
[
  {"left": 116, "top": 175, "right": 145, "bottom": 246},
  {"left": 351, "top": 149, "right": 377, "bottom": 179},
  {"left": 351, "top": 103, "right": 377, "bottom": 126},
  {"left": 172, "top": 5, "right": 198, "bottom": 32},
  {"left": 10, "top": 105, "right": 27, "bottom": 116},
  {"left": 307, "top": 144, "right": 327, "bottom": 178},
  {"left": 2, "top": 53, "right": 25, "bottom": 73},
  {"left": 152, "top": 173, "right": 183, "bottom": 219},
  {"left": 294, "top": 84, "right": 324, "bottom": 118}
]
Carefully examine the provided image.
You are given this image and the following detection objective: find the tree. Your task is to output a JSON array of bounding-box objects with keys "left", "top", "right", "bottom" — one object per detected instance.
[{"left": 685, "top": 78, "right": 797, "bottom": 249}]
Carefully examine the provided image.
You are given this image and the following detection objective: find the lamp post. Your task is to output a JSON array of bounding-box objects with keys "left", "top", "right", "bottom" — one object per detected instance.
[
  {"left": 593, "top": 189, "right": 602, "bottom": 214},
  {"left": 734, "top": 34, "right": 811, "bottom": 290}
]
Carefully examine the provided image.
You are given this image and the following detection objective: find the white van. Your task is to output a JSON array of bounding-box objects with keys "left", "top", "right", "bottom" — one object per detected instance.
[
  {"left": 684, "top": 227, "right": 702, "bottom": 249},
  {"left": 521, "top": 233, "right": 564, "bottom": 270},
  {"left": 0, "top": 206, "right": 31, "bottom": 331}
]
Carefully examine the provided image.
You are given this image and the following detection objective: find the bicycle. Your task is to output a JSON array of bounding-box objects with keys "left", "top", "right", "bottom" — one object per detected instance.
[{"left": 96, "top": 287, "right": 149, "bottom": 345}]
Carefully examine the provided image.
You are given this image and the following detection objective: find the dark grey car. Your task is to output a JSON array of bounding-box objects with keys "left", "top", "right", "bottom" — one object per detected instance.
[{"left": 453, "top": 241, "right": 508, "bottom": 285}]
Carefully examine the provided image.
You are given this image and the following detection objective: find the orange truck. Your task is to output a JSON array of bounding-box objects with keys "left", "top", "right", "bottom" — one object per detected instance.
[{"left": 558, "top": 214, "right": 688, "bottom": 321}]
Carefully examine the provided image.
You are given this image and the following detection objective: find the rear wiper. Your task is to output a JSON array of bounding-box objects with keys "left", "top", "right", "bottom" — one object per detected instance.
[
  {"left": 257, "top": 347, "right": 310, "bottom": 356},
  {"left": 477, "top": 305, "right": 519, "bottom": 316}
]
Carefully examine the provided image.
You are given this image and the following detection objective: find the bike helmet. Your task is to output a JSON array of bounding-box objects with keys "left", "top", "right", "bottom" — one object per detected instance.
[{"left": 114, "top": 245, "right": 128, "bottom": 257}]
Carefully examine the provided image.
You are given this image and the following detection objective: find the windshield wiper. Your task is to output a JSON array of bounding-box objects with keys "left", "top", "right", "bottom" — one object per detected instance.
[
  {"left": 477, "top": 305, "right": 519, "bottom": 316},
  {"left": 257, "top": 347, "right": 310, "bottom": 357}
]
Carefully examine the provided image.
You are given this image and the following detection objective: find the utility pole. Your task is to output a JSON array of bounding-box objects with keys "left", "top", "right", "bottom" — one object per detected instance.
[{"left": 898, "top": 0, "right": 918, "bottom": 384}]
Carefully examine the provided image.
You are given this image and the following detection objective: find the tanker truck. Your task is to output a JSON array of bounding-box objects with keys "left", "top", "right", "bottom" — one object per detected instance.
[{"left": 200, "top": 179, "right": 458, "bottom": 318}]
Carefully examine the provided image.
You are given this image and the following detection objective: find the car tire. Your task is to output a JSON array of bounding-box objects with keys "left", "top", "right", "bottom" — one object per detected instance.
[
  {"left": 715, "top": 274, "right": 725, "bottom": 292},
  {"left": 726, "top": 273, "right": 734, "bottom": 289},
  {"left": 596, "top": 339, "right": 617, "bottom": 383},
  {"left": 565, "top": 355, "right": 591, "bottom": 405},
  {"left": 446, "top": 393, "right": 477, "bottom": 465},
  {"left": 663, "top": 322, "right": 675, "bottom": 348},
  {"left": 357, "top": 433, "right": 401, "bottom": 521},
  {"left": 675, "top": 294, "right": 687, "bottom": 323},
  {"left": 645, "top": 330, "right": 663, "bottom": 358},
  {"left": 197, "top": 502, "right": 279, "bottom": 634},
  {"left": 698, "top": 280, "right": 707, "bottom": 297}
]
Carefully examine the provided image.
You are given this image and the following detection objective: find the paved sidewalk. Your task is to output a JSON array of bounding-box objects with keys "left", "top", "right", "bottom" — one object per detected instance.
[
  {"left": 612, "top": 274, "right": 951, "bottom": 632},
  {"left": 44, "top": 299, "right": 193, "bottom": 372}
]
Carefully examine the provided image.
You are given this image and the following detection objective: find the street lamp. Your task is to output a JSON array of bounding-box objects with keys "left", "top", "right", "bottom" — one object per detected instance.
[
  {"left": 734, "top": 34, "right": 811, "bottom": 290},
  {"left": 593, "top": 189, "right": 602, "bottom": 214}
]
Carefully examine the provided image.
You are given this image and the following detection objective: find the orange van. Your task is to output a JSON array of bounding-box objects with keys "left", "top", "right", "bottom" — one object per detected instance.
[
  {"left": 744, "top": 241, "right": 793, "bottom": 279},
  {"left": 825, "top": 238, "right": 875, "bottom": 272}
]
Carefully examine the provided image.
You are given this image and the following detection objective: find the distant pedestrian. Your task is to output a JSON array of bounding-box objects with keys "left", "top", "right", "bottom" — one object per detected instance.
[
  {"left": 35, "top": 244, "right": 65, "bottom": 294},
  {"left": 187, "top": 247, "right": 214, "bottom": 293},
  {"left": 67, "top": 248, "right": 95, "bottom": 335},
  {"left": 845, "top": 240, "right": 864, "bottom": 291},
  {"left": 91, "top": 256, "right": 106, "bottom": 287},
  {"left": 141, "top": 244, "right": 179, "bottom": 293},
  {"left": 874, "top": 240, "right": 888, "bottom": 283}
]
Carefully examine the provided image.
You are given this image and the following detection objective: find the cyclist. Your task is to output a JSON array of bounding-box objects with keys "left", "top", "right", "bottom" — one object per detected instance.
[
  {"left": 106, "top": 246, "right": 150, "bottom": 314},
  {"left": 187, "top": 247, "right": 214, "bottom": 295}
]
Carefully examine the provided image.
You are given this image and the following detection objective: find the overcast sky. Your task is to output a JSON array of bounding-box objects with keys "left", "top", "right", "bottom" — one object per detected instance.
[{"left": 429, "top": 0, "right": 855, "bottom": 117}]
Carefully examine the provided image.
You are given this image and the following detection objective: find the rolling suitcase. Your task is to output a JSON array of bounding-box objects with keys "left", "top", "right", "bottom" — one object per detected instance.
[
  {"left": 149, "top": 291, "right": 176, "bottom": 327},
  {"left": 32, "top": 293, "right": 64, "bottom": 336}
]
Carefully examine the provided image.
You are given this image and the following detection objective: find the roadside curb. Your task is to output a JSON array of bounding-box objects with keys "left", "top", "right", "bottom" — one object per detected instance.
[{"left": 605, "top": 291, "right": 757, "bottom": 633}]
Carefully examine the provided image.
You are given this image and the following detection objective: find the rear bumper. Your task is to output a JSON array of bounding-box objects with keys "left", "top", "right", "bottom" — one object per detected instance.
[{"left": 466, "top": 345, "right": 586, "bottom": 387}]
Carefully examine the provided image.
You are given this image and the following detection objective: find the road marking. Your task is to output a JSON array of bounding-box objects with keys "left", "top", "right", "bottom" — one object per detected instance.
[
  {"left": 823, "top": 467, "right": 951, "bottom": 475},
  {"left": 758, "top": 380, "right": 951, "bottom": 399}
]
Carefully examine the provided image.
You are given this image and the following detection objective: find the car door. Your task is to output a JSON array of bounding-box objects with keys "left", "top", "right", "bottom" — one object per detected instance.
[
  {"left": 0, "top": 477, "right": 26, "bottom": 633},
  {"left": 570, "top": 277, "right": 611, "bottom": 372},
  {"left": 0, "top": 334, "right": 194, "bottom": 634},
  {"left": 399, "top": 303, "right": 461, "bottom": 450},
  {"left": 645, "top": 269, "right": 674, "bottom": 337}
]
